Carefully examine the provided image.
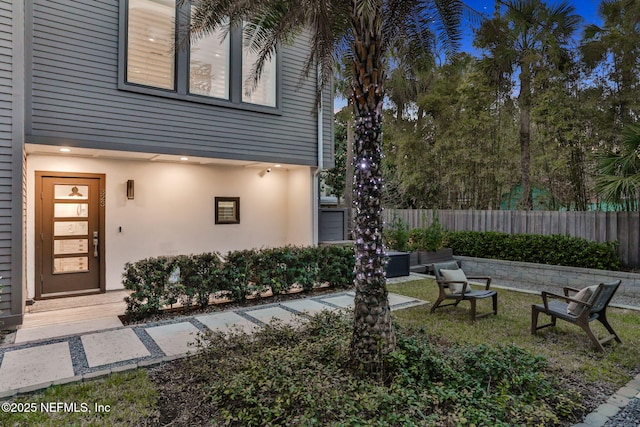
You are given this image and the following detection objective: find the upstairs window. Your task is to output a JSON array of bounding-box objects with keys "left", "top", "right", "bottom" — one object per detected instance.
[
  {"left": 242, "top": 24, "right": 276, "bottom": 107},
  {"left": 122, "top": 0, "right": 277, "bottom": 108},
  {"left": 190, "top": 18, "right": 230, "bottom": 99},
  {"left": 127, "top": 0, "right": 176, "bottom": 90}
]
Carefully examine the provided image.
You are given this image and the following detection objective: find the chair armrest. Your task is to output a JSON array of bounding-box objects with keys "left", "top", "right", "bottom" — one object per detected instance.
[
  {"left": 466, "top": 276, "right": 492, "bottom": 290},
  {"left": 540, "top": 291, "right": 594, "bottom": 312}
]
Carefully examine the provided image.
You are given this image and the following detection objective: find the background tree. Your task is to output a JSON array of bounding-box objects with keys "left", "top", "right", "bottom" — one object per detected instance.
[
  {"left": 474, "top": 0, "right": 580, "bottom": 209},
  {"left": 427, "top": 54, "right": 519, "bottom": 209},
  {"left": 531, "top": 53, "right": 604, "bottom": 211},
  {"left": 382, "top": 53, "right": 518, "bottom": 209},
  {"left": 581, "top": 0, "right": 640, "bottom": 138},
  {"left": 188, "top": 0, "right": 463, "bottom": 375}
]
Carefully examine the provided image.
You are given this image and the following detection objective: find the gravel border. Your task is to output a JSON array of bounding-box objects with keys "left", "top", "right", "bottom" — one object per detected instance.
[{"left": 603, "top": 395, "right": 640, "bottom": 427}]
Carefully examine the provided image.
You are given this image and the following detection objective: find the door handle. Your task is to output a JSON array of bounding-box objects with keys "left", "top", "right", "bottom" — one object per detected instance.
[{"left": 93, "top": 231, "right": 99, "bottom": 257}]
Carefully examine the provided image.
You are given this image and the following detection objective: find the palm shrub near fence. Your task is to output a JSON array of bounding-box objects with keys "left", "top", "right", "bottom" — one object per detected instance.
[
  {"left": 386, "top": 213, "right": 450, "bottom": 253},
  {"left": 409, "top": 215, "right": 448, "bottom": 252},
  {"left": 447, "top": 231, "right": 622, "bottom": 270},
  {"left": 123, "top": 245, "right": 355, "bottom": 319},
  {"left": 383, "top": 216, "right": 411, "bottom": 251}
]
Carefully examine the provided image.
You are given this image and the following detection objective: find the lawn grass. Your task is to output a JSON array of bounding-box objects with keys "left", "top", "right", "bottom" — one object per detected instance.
[
  {"left": 387, "top": 279, "right": 640, "bottom": 387},
  {"left": 0, "top": 370, "right": 158, "bottom": 426}
]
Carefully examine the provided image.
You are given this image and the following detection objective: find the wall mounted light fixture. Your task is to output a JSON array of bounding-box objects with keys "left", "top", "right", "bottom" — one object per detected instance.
[{"left": 126, "top": 180, "right": 135, "bottom": 200}]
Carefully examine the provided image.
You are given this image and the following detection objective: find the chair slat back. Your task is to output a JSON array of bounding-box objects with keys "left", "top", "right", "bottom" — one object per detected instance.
[
  {"left": 432, "top": 261, "right": 461, "bottom": 281},
  {"left": 589, "top": 280, "right": 621, "bottom": 314}
]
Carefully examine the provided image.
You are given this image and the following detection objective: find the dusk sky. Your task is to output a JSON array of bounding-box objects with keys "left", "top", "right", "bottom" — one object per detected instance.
[
  {"left": 463, "top": 0, "right": 602, "bottom": 24},
  {"left": 461, "top": 0, "right": 604, "bottom": 53}
]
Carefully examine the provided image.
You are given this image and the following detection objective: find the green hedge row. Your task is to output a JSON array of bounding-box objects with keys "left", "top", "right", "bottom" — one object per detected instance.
[
  {"left": 122, "top": 245, "right": 354, "bottom": 319},
  {"left": 447, "top": 231, "right": 622, "bottom": 271}
]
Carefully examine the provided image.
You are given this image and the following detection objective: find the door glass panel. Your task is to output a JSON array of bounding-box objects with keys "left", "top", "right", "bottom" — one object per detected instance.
[
  {"left": 54, "top": 221, "right": 89, "bottom": 236},
  {"left": 54, "top": 203, "right": 88, "bottom": 218},
  {"left": 54, "top": 239, "right": 89, "bottom": 255},
  {"left": 54, "top": 257, "right": 89, "bottom": 273},
  {"left": 54, "top": 185, "right": 89, "bottom": 200}
]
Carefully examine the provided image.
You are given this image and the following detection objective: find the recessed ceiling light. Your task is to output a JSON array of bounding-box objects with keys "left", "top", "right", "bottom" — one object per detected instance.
[
  {"left": 59, "top": 148, "right": 71, "bottom": 152},
  {"left": 180, "top": 157, "right": 189, "bottom": 161},
  {"left": 274, "top": 164, "right": 282, "bottom": 168}
]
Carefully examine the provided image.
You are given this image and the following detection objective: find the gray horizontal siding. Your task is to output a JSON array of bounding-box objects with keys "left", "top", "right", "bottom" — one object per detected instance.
[
  {"left": 29, "top": 0, "right": 332, "bottom": 166},
  {"left": 0, "top": 1, "right": 14, "bottom": 320},
  {"left": 322, "top": 82, "right": 334, "bottom": 169}
]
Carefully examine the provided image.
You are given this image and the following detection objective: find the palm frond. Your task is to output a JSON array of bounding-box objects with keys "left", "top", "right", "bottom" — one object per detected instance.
[
  {"left": 190, "top": 0, "right": 465, "bottom": 103},
  {"left": 595, "top": 124, "right": 640, "bottom": 209},
  {"left": 430, "top": 0, "right": 463, "bottom": 55}
]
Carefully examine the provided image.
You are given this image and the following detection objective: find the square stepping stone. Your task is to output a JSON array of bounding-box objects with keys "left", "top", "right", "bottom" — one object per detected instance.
[
  {"left": 145, "top": 322, "right": 200, "bottom": 356},
  {"left": 0, "top": 342, "right": 74, "bottom": 392},
  {"left": 281, "top": 299, "right": 332, "bottom": 316},
  {"left": 196, "top": 311, "right": 258, "bottom": 333},
  {"left": 244, "top": 306, "right": 298, "bottom": 325},
  {"left": 388, "top": 293, "right": 426, "bottom": 310},
  {"left": 320, "top": 294, "right": 354, "bottom": 309},
  {"left": 81, "top": 328, "right": 150, "bottom": 368}
]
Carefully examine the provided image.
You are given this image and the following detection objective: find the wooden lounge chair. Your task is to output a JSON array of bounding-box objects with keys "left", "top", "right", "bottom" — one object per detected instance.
[
  {"left": 530, "top": 280, "right": 622, "bottom": 351},
  {"left": 431, "top": 261, "right": 498, "bottom": 320}
]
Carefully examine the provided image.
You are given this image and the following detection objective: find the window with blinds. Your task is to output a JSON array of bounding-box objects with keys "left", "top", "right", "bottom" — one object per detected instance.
[
  {"left": 122, "top": 0, "right": 277, "bottom": 108},
  {"left": 126, "top": 0, "right": 175, "bottom": 90}
]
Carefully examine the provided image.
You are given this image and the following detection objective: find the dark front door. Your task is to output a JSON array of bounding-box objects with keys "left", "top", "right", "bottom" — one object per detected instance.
[{"left": 35, "top": 172, "right": 106, "bottom": 299}]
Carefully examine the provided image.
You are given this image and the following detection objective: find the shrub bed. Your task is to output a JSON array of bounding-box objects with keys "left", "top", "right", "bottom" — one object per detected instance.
[
  {"left": 122, "top": 245, "right": 354, "bottom": 319},
  {"left": 447, "top": 231, "right": 622, "bottom": 271},
  {"left": 151, "top": 312, "right": 585, "bottom": 426}
]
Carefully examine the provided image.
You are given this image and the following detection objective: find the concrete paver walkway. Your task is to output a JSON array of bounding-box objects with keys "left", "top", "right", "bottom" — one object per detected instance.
[{"left": 0, "top": 291, "right": 426, "bottom": 398}]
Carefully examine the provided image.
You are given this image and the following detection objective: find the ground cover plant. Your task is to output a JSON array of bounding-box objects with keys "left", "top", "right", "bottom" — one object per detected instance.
[
  {"left": 148, "top": 279, "right": 639, "bottom": 426},
  {"left": 1, "top": 280, "right": 638, "bottom": 426},
  {"left": 151, "top": 310, "right": 586, "bottom": 426}
]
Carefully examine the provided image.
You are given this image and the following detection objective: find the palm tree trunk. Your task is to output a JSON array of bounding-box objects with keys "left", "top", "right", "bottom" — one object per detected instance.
[
  {"left": 518, "top": 64, "right": 533, "bottom": 210},
  {"left": 348, "top": 0, "right": 395, "bottom": 377}
]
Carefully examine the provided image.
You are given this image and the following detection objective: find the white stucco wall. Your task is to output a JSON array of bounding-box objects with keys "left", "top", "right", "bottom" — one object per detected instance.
[
  {"left": 26, "top": 154, "right": 314, "bottom": 297},
  {"left": 286, "top": 167, "right": 314, "bottom": 246}
]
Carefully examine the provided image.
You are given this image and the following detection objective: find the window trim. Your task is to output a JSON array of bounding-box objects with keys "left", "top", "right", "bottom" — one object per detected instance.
[{"left": 118, "top": 0, "right": 281, "bottom": 114}]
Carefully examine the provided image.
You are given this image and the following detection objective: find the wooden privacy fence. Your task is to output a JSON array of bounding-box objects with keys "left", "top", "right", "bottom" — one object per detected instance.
[{"left": 383, "top": 209, "right": 640, "bottom": 268}]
